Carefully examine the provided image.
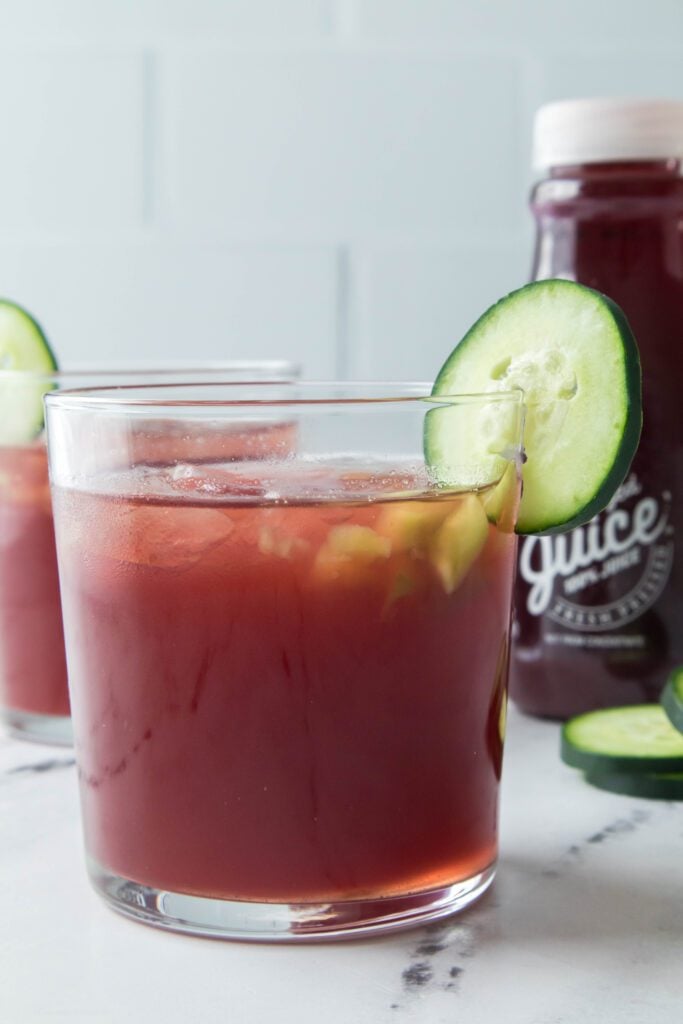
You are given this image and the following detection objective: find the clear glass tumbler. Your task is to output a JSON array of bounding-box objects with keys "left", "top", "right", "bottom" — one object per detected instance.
[
  {"left": 46, "top": 382, "right": 524, "bottom": 940},
  {"left": 0, "top": 363, "right": 297, "bottom": 745}
]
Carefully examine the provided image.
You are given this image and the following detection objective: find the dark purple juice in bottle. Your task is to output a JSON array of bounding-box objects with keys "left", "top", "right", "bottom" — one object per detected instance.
[{"left": 510, "top": 99, "right": 683, "bottom": 719}]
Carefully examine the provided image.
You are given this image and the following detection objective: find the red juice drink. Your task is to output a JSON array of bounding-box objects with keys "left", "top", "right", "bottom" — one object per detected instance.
[
  {"left": 0, "top": 443, "right": 69, "bottom": 727},
  {"left": 47, "top": 383, "right": 523, "bottom": 939},
  {"left": 0, "top": 364, "right": 298, "bottom": 744},
  {"left": 55, "top": 470, "right": 516, "bottom": 913}
]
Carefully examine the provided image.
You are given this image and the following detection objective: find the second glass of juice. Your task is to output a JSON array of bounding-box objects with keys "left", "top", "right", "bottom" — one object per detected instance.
[
  {"left": 46, "top": 382, "right": 523, "bottom": 939},
  {"left": 0, "top": 364, "right": 297, "bottom": 745}
]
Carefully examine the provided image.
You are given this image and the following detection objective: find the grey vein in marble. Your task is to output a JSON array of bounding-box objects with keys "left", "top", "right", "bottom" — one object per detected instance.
[
  {"left": 4, "top": 756, "right": 75, "bottom": 779},
  {"left": 390, "top": 912, "right": 484, "bottom": 1010}
]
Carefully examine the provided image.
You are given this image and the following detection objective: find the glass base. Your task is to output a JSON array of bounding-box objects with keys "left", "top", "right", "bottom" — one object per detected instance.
[
  {"left": 88, "top": 856, "right": 496, "bottom": 941},
  {"left": 1, "top": 708, "right": 73, "bottom": 746}
]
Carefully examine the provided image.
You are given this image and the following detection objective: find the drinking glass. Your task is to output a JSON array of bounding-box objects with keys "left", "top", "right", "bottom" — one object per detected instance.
[
  {"left": 46, "top": 382, "right": 524, "bottom": 940},
  {"left": 0, "top": 363, "right": 297, "bottom": 745}
]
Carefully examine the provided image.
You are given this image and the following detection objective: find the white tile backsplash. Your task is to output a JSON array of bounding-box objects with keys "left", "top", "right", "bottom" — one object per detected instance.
[
  {"left": 348, "top": 244, "right": 529, "bottom": 381},
  {"left": 0, "top": 1, "right": 336, "bottom": 41},
  {"left": 0, "top": 242, "right": 338, "bottom": 375},
  {"left": 0, "top": 2, "right": 681, "bottom": 378},
  {"left": 158, "top": 50, "right": 524, "bottom": 244},
  {"left": 537, "top": 53, "right": 683, "bottom": 105},
  {"left": 351, "top": 0, "right": 683, "bottom": 47},
  {"left": 0, "top": 51, "right": 143, "bottom": 232}
]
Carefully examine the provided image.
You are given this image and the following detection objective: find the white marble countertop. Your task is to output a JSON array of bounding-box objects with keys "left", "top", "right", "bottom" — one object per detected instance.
[{"left": 1, "top": 706, "right": 681, "bottom": 1024}]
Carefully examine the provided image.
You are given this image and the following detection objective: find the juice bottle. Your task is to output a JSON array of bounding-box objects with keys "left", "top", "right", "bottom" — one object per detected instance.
[{"left": 510, "top": 98, "right": 683, "bottom": 719}]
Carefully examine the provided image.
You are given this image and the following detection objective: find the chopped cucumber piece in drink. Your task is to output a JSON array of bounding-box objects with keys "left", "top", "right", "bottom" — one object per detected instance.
[
  {"left": 426, "top": 280, "right": 642, "bottom": 535},
  {"left": 325, "top": 525, "right": 391, "bottom": 560},
  {"left": 0, "top": 299, "right": 57, "bottom": 443},
  {"left": 481, "top": 462, "right": 518, "bottom": 530},
  {"left": 376, "top": 502, "right": 450, "bottom": 552},
  {"left": 429, "top": 494, "right": 489, "bottom": 594}
]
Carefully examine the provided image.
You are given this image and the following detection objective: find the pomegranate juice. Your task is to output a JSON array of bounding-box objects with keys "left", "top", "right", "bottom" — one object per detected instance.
[
  {"left": 54, "top": 464, "right": 517, "bottom": 904},
  {"left": 0, "top": 444, "right": 69, "bottom": 720}
]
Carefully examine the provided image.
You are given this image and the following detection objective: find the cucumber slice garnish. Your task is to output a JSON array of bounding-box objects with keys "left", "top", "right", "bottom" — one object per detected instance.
[
  {"left": 0, "top": 299, "right": 57, "bottom": 443},
  {"left": 427, "top": 280, "right": 642, "bottom": 535},
  {"left": 561, "top": 705, "right": 683, "bottom": 774},
  {"left": 584, "top": 768, "right": 683, "bottom": 800},
  {"left": 661, "top": 666, "right": 683, "bottom": 735}
]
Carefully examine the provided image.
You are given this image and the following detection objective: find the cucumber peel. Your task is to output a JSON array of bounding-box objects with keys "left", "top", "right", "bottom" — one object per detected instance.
[
  {"left": 427, "top": 280, "right": 642, "bottom": 535},
  {"left": 0, "top": 299, "right": 57, "bottom": 443},
  {"left": 584, "top": 768, "right": 683, "bottom": 800},
  {"left": 561, "top": 705, "right": 683, "bottom": 775},
  {"left": 661, "top": 666, "right": 683, "bottom": 735}
]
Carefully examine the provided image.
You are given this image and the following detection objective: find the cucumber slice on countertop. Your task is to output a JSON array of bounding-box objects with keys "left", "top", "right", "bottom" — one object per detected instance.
[
  {"left": 0, "top": 300, "right": 57, "bottom": 443},
  {"left": 426, "top": 280, "right": 642, "bottom": 535},
  {"left": 584, "top": 768, "right": 683, "bottom": 801},
  {"left": 561, "top": 705, "right": 683, "bottom": 774},
  {"left": 661, "top": 666, "right": 683, "bottom": 735}
]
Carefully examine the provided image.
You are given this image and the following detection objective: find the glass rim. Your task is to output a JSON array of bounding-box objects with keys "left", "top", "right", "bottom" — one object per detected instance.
[{"left": 43, "top": 380, "right": 526, "bottom": 412}]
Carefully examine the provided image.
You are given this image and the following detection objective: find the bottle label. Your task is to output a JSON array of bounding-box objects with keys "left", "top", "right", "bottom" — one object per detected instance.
[{"left": 518, "top": 473, "right": 674, "bottom": 633}]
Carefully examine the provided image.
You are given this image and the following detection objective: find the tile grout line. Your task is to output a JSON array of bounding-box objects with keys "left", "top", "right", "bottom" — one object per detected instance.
[
  {"left": 335, "top": 246, "right": 351, "bottom": 378},
  {"left": 142, "top": 49, "right": 157, "bottom": 226}
]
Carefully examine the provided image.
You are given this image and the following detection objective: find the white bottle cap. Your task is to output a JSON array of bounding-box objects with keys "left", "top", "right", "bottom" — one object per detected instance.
[{"left": 533, "top": 98, "right": 683, "bottom": 169}]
